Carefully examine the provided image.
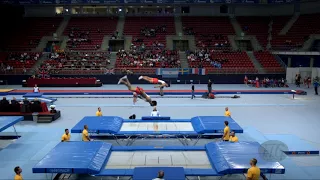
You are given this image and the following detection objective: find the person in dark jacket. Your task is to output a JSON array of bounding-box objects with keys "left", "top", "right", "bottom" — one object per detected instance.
[
  {"left": 314, "top": 80, "right": 319, "bottom": 95},
  {"left": 191, "top": 83, "right": 195, "bottom": 99},
  {"left": 208, "top": 79, "right": 212, "bottom": 93}
]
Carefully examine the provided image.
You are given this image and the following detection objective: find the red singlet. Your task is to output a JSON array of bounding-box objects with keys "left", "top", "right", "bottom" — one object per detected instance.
[
  {"left": 135, "top": 87, "right": 144, "bottom": 95},
  {"left": 152, "top": 78, "right": 159, "bottom": 84}
]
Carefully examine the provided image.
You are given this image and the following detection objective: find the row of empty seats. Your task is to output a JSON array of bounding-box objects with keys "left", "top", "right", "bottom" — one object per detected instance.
[
  {"left": 182, "top": 17, "right": 234, "bottom": 49},
  {"left": 3, "top": 15, "right": 320, "bottom": 52}
]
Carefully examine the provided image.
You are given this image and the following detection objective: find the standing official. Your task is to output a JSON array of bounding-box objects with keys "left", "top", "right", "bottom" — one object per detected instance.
[
  {"left": 208, "top": 79, "right": 212, "bottom": 94},
  {"left": 191, "top": 84, "right": 195, "bottom": 99},
  {"left": 314, "top": 80, "right": 319, "bottom": 95}
]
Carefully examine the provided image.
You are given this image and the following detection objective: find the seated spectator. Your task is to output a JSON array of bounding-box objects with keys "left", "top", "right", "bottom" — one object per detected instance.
[
  {"left": 11, "top": 97, "right": 19, "bottom": 105},
  {"left": 0, "top": 97, "right": 9, "bottom": 105},
  {"left": 153, "top": 170, "right": 165, "bottom": 180},
  {"left": 229, "top": 131, "right": 239, "bottom": 142}
]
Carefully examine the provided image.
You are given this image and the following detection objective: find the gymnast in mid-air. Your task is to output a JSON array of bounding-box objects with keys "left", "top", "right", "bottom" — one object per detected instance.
[
  {"left": 118, "top": 76, "right": 154, "bottom": 106},
  {"left": 139, "top": 76, "right": 169, "bottom": 96}
]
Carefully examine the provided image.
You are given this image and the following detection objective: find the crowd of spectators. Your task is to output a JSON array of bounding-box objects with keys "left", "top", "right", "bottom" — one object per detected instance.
[
  {"left": 139, "top": 25, "right": 167, "bottom": 38},
  {"left": 0, "top": 96, "right": 42, "bottom": 113},
  {"left": 39, "top": 51, "right": 111, "bottom": 74},
  {"left": 116, "top": 44, "right": 180, "bottom": 68},
  {"left": 67, "top": 27, "right": 100, "bottom": 49},
  {"left": 0, "top": 52, "right": 40, "bottom": 74},
  {"left": 186, "top": 49, "right": 228, "bottom": 68}
]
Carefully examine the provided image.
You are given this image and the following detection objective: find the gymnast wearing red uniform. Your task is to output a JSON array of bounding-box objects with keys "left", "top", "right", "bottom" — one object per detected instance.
[
  {"left": 118, "top": 76, "right": 153, "bottom": 106},
  {"left": 139, "top": 76, "right": 168, "bottom": 88}
]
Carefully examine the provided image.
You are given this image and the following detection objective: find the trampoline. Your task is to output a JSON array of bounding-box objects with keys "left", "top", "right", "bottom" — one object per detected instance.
[
  {"left": 32, "top": 141, "right": 285, "bottom": 180},
  {"left": 71, "top": 116, "right": 243, "bottom": 145},
  {"left": 0, "top": 116, "right": 24, "bottom": 138}
]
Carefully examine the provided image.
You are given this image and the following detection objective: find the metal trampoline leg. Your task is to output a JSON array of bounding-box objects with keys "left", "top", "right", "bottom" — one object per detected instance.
[
  {"left": 12, "top": 125, "right": 18, "bottom": 139},
  {"left": 113, "top": 134, "right": 122, "bottom": 146},
  {"left": 193, "top": 135, "right": 201, "bottom": 146}
]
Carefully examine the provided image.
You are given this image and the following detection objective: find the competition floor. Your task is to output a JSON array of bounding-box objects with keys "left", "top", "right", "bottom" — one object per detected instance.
[{"left": 0, "top": 84, "right": 320, "bottom": 180}]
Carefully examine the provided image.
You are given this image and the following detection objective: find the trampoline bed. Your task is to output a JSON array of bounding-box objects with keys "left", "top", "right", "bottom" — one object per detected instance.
[
  {"left": 33, "top": 141, "right": 285, "bottom": 180},
  {"left": 71, "top": 116, "right": 243, "bottom": 145}
]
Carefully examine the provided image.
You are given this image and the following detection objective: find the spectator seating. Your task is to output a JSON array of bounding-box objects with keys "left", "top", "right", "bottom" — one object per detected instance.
[
  {"left": 182, "top": 17, "right": 234, "bottom": 49},
  {"left": 0, "top": 52, "right": 40, "bottom": 74},
  {"left": 188, "top": 51, "right": 256, "bottom": 73},
  {"left": 43, "top": 52, "right": 111, "bottom": 73},
  {"left": 253, "top": 51, "right": 284, "bottom": 73},
  {"left": 237, "top": 16, "right": 290, "bottom": 49},
  {"left": 5, "top": 17, "right": 62, "bottom": 51},
  {"left": 271, "top": 14, "right": 320, "bottom": 50},
  {"left": 237, "top": 16, "right": 271, "bottom": 48},
  {"left": 115, "top": 48, "right": 180, "bottom": 69},
  {"left": 64, "top": 17, "right": 118, "bottom": 50},
  {"left": 124, "top": 17, "right": 175, "bottom": 47}
]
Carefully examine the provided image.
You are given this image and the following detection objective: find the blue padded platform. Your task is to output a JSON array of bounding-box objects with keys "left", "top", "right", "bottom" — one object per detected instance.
[
  {"left": 23, "top": 93, "right": 43, "bottom": 97},
  {"left": 205, "top": 142, "right": 285, "bottom": 174},
  {"left": 141, "top": 116, "right": 170, "bottom": 120},
  {"left": 133, "top": 167, "right": 185, "bottom": 180},
  {"left": 71, "top": 116, "right": 123, "bottom": 134},
  {"left": 33, "top": 142, "right": 112, "bottom": 174},
  {"left": 191, "top": 116, "right": 243, "bottom": 133},
  {"left": 71, "top": 116, "right": 243, "bottom": 135},
  {"left": 0, "top": 116, "right": 24, "bottom": 132}
]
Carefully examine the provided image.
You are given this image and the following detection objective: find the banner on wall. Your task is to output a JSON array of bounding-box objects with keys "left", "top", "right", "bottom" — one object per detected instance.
[
  {"left": 156, "top": 68, "right": 179, "bottom": 78},
  {"left": 156, "top": 68, "right": 207, "bottom": 77}
]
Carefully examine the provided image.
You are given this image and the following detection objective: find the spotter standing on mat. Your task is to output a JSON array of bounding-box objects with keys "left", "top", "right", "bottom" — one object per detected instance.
[
  {"left": 139, "top": 76, "right": 168, "bottom": 95},
  {"left": 118, "top": 75, "right": 154, "bottom": 106}
]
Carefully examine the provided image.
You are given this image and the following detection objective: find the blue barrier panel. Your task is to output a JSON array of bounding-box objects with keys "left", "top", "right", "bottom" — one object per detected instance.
[
  {"left": 23, "top": 93, "right": 43, "bottom": 97},
  {"left": 205, "top": 142, "right": 285, "bottom": 174},
  {"left": 141, "top": 116, "right": 171, "bottom": 120}
]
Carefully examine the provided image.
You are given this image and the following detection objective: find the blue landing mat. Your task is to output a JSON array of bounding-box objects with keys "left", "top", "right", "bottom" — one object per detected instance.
[
  {"left": 0, "top": 116, "right": 24, "bottom": 132},
  {"left": 33, "top": 142, "right": 112, "bottom": 174},
  {"left": 245, "top": 127, "right": 319, "bottom": 155}
]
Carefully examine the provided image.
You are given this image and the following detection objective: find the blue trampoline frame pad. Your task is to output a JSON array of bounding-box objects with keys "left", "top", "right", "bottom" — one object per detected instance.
[
  {"left": 23, "top": 93, "right": 43, "bottom": 97},
  {"left": 70, "top": 116, "right": 243, "bottom": 134},
  {"left": 32, "top": 141, "right": 285, "bottom": 177},
  {"left": 0, "top": 116, "right": 24, "bottom": 132}
]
